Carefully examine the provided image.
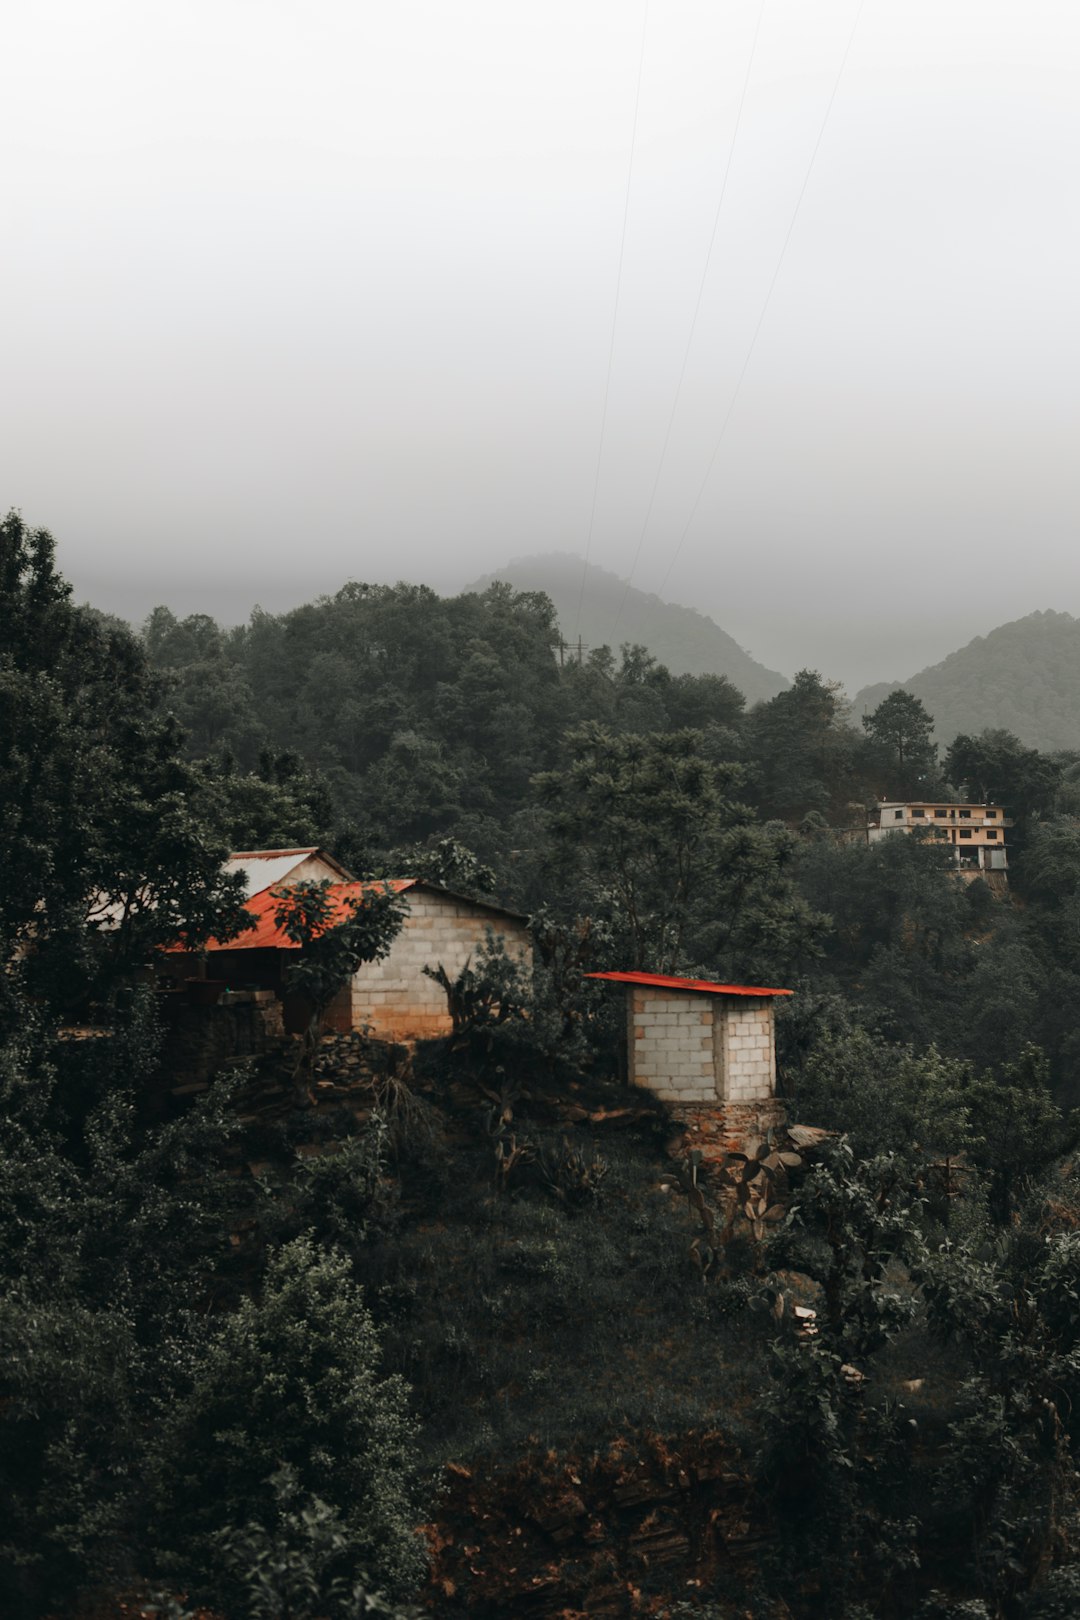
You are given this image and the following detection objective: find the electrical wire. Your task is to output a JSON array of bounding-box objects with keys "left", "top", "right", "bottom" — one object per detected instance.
[
  {"left": 633, "top": 0, "right": 865, "bottom": 645},
  {"left": 572, "top": 0, "right": 650, "bottom": 643},
  {"left": 608, "top": 0, "right": 766, "bottom": 649}
]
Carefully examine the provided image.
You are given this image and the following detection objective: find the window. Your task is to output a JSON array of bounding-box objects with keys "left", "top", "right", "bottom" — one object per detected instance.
[
  {"left": 986, "top": 810, "right": 996, "bottom": 819},
  {"left": 912, "top": 808, "right": 925, "bottom": 817},
  {"left": 935, "top": 809, "right": 947, "bottom": 819},
  {"left": 894, "top": 810, "right": 904, "bottom": 820},
  {"left": 959, "top": 810, "right": 971, "bottom": 819},
  {"left": 986, "top": 830, "right": 997, "bottom": 839},
  {"left": 959, "top": 829, "right": 972, "bottom": 839}
]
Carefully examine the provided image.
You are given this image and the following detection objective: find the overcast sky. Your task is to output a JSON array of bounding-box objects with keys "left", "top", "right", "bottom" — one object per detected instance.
[{"left": 3, "top": 1, "right": 1078, "bottom": 692}]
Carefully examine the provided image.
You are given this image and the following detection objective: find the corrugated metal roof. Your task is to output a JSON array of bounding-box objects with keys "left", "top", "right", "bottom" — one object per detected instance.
[
  {"left": 585, "top": 971, "right": 793, "bottom": 998},
  {"left": 172, "top": 877, "right": 528, "bottom": 954},
  {"left": 188, "top": 880, "right": 416, "bottom": 952},
  {"left": 225, "top": 848, "right": 354, "bottom": 896}
]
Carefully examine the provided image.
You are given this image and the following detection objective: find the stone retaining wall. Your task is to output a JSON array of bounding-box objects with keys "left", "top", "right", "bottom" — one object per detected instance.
[
  {"left": 673, "top": 1099, "right": 789, "bottom": 1165},
  {"left": 158, "top": 990, "right": 284, "bottom": 1092}
]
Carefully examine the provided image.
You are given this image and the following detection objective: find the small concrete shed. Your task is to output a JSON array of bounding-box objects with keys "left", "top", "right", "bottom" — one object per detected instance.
[{"left": 586, "top": 971, "right": 793, "bottom": 1108}]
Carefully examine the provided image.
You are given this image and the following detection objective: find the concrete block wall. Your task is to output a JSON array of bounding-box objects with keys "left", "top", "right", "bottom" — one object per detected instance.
[
  {"left": 350, "top": 889, "right": 532, "bottom": 1040},
  {"left": 627, "top": 985, "right": 718, "bottom": 1104},
  {"left": 719, "top": 1000, "right": 775, "bottom": 1103}
]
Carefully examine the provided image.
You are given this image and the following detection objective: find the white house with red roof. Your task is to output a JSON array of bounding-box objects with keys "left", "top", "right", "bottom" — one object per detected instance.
[{"left": 166, "top": 848, "right": 531, "bottom": 1040}]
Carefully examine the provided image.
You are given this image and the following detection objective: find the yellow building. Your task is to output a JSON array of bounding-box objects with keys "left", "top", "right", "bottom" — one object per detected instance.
[{"left": 868, "top": 802, "right": 1011, "bottom": 872}]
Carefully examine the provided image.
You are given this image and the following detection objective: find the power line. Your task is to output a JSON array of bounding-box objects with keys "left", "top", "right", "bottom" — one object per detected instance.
[
  {"left": 635, "top": 0, "right": 865, "bottom": 643},
  {"left": 609, "top": 0, "right": 766, "bottom": 649},
  {"left": 572, "top": 0, "right": 650, "bottom": 641}
]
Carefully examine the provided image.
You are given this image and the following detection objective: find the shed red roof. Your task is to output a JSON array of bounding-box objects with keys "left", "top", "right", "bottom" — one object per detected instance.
[{"left": 585, "top": 971, "right": 792, "bottom": 998}]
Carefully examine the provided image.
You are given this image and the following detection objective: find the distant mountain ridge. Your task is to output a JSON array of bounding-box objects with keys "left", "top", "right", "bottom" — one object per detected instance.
[
  {"left": 855, "top": 610, "right": 1080, "bottom": 752},
  {"left": 467, "top": 553, "right": 789, "bottom": 706}
]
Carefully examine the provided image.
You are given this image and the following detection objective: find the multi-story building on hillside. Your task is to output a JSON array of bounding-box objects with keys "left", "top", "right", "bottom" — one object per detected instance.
[{"left": 867, "top": 802, "right": 1011, "bottom": 873}]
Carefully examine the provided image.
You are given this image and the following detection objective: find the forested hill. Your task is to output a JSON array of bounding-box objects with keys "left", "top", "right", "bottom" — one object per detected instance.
[
  {"left": 855, "top": 609, "right": 1080, "bottom": 751},
  {"left": 467, "top": 553, "right": 789, "bottom": 704},
  {"left": 16, "top": 513, "right": 1080, "bottom": 1619}
]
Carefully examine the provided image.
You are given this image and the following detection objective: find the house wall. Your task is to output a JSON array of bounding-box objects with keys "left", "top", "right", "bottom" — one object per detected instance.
[
  {"left": 349, "top": 889, "right": 532, "bottom": 1040},
  {"left": 626, "top": 985, "right": 777, "bottom": 1105}
]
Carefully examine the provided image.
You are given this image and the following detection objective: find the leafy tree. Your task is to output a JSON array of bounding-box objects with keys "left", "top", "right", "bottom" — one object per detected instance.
[
  {"left": 757, "top": 1143, "right": 927, "bottom": 1609},
  {"left": 916, "top": 1223, "right": 1080, "bottom": 1605},
  {"left": 796, "top": 830, "right": 971, "bottom": 975},
  {"left": 945, "top": 728, "right": 1061, "bottom": 846},
  {"left": 211, "top": 1464, "right": 422, "bottom": 1620},
  {"left": 863, "top": 688, "right": 939, "bottom": 799},
  {"left": 153, "top": 1237, "right": 424, "bottom": 1603},
  {"left": 273, "top": 881, "right": 406, "bottom": 1097},
  {"left": 0, "top": 1285, "right": 139, "bottom": 1617},
  {"left": 792, "top": 1027, "right": 975, "bottom": 1167},
  {"left": 536, "top": 723, "right": 823, "bottom": 977},
  {"left": 0, "top": 513, "right": 251, "bottom": 1016},
  {"left": 199, "top": 749, "right": 339, "bottom": 852},
  {"left": 367, "top": 836, "right": 497, "bottom": 897},
  {"left": 748, "top": 669, "right": 862, "bottom": 822},
  {"left": 959, "top": 1046, "right": 1074, "bottom": 1224},
  {"left": 0, "top": 997, "right": 250, "bottom": 1618},
  {"left": 778, "top": 1138, "right": 925, "bottom": 1352},
  {"left": 360, "top": 731, "right": 470, "bottom": 843}
]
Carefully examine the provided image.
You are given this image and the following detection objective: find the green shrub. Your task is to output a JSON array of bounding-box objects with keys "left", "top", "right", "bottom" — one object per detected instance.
[{"left": 151, "top": 1236, "right": 426, "bottom": 1602}]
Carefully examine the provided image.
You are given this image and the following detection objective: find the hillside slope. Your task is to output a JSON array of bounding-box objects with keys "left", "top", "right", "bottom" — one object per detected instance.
[
  {"left": 468, "top": 553, "right": 789, "bottom": 705},
  {"left": 855, "top": 609, "right": 1080, "bottom": 752}
]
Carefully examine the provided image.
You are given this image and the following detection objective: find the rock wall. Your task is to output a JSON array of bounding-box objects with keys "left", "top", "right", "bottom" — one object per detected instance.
[
  {"left": 674, "top": 1099, "right": 789, "bottom": 1167},
  {"left": 427, "top": 1435, "right": 764, "bottom": 1617},
  {"left": 158, "top": 989, "right": 284, "bottom": 1094}
]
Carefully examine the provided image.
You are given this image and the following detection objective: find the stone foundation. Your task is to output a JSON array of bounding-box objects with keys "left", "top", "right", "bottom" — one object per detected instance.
[
  {"left": 311, "top": 1029, "right": 408, "bottom": 1083},
  {"left": 670, "top": 1099, "right": 789, "bottom": 1165}
]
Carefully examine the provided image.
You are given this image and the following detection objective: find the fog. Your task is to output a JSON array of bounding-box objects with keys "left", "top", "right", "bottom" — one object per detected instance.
[{"left": 3, "top": 1, "right": 1078, "bottom": 692}]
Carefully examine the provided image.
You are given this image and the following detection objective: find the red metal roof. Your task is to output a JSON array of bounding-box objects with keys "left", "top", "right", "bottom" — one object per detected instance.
[
  {"left": 585, "top": 971, "right": 793, "bottom": 998},
  {"left": 175, "top": 880, "right": 417, "bottom": 953},
  {"left": 170, "top": 877, "right": 528, "bottom": 953}
]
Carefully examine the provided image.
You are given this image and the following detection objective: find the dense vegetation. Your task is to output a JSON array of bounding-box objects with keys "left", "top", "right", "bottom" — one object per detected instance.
[
  {"left": 7, "top": 511, "right": 1080, "bottom": 1618},
  {"left": 856, "top": 609, "right": 1080, "bottom": 753}
]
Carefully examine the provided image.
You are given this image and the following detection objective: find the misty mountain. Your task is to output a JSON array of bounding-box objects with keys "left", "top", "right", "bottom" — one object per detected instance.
[
  {"left": 855, "top": 609, "right": 1080, "bottom": 752},
  {"left": 467, "top": 553, "right": 789, "bottom": 705}
]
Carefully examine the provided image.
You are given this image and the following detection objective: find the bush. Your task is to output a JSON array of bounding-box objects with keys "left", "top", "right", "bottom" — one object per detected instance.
[{"left": 151, "top": 1236, "right": 426, "bottom": 1603}]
